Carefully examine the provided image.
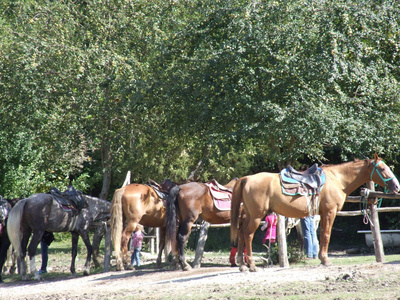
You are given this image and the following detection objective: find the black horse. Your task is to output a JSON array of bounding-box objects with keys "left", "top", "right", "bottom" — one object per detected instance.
[
  {"left": 0, "top": 197, "right": 20, "bottom": 283},
  {"left": 7, "top": 189, "right": 110, "bottom": 280}
]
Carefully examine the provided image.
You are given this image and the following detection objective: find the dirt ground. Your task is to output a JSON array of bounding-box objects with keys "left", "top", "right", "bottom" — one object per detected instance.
[{"left": 2, "top": 252, "right": 400, "bottom": 300}]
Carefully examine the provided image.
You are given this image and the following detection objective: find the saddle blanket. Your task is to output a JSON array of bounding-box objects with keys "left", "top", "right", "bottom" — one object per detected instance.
[{"left": 205, "top": 179, "right": 233, "bottom": 211}]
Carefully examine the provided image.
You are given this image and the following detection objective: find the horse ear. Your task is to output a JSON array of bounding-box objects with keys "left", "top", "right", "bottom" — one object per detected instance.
[{"left": 373, "top": 153, "right": 380, "bottom": 161}]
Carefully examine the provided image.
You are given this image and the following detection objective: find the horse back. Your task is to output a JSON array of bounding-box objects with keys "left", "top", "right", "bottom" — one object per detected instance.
[
  {"left": 121, "top": 184, "right": 164, "bottom": 221},
  {"left": 244, "top": 172, "right": 318, "bottom": 218},
  {"left": 23, "top": 193, "right": 82, "bottom": 232}
]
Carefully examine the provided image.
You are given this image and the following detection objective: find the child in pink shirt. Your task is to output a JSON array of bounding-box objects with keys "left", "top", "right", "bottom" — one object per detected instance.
[
  {"left": 130, "top": 225, "right": 144, "bottom": 267},
  {"left": 261, "top": 212, "right": 277, "bottom": 244}
]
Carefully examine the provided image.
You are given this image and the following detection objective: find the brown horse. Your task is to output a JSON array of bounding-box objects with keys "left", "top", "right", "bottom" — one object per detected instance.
[
  {"left": 110, "top": 180, "right": 178, "bottom": 271},
  {"left": 166, "top": 178, "right": 239, "bottom": 271},
  {"left": 231, "top": 154, "right": 400, "bottom": 272}
]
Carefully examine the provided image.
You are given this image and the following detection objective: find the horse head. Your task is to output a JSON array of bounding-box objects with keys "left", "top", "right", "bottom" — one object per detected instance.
[{"left": 370, "top": 153, "right": 400, "bottom": 194}]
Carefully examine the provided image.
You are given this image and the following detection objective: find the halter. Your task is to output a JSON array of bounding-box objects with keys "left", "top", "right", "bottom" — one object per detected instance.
[
  {"left": 360, "top": 160, "right": 395, "bottom": 225},
  {"left": 370, "top": 160, "right": 395, "bottom": 193}
]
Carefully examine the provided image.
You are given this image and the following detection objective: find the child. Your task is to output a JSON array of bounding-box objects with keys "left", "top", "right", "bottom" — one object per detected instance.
[
  {"left": 130, "top": 225, "right": 144, "bottom": 267},
  {"left": 261, "top": 212, "right": 277, "bottom": 245}
]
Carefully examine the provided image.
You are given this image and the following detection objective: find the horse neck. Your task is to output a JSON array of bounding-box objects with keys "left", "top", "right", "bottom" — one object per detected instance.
[
  {"left": 224, "top": 178, "right": 239, "bottom": 189},
  {"left": 86, "top": 197, "right": 110, "bottom": 222},
  {"left": 326, "top": 160, "right": 371, "bottom": 195}
]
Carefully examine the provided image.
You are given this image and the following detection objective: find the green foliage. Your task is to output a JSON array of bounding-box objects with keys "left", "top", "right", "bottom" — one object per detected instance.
[{"left": 1, "top": 0, "right": 400, "bottom": 200}]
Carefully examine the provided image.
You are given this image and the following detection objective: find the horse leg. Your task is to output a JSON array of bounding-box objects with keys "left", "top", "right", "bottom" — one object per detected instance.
[
  {"left": 296, "top": 222, "right": 304, "bottom": 251},
  {"left": 156, "top": 227, "right": 166, "bottom": 268},
  {"left": 121, "top": 222, "right": 137, "bottom": 270},
  {"left": 242, "top": 217, "right": 261, "bottom": 272},
  {"left": 0, "top": 237, "right": 11, "bottom": 282},
  {"left": 27, "top": 232, "right": 42, "bottom": 280},
  {"left": 318, "top": 209, "right": 336, "bottom": 266},
  {"left": 177, "top": 221, "right": 192, "bottom": 271},
  {"left": 17, "top": 230, "right": 31, "bottom": 281},
  {"left": 70, "top": 232, "right": 79, "bottom": 274},
  {"left": 79, "top": 232, "right": 93, "bottom": 276},
  {"left": 7, "top": 245, "right": 17, "bottom": 275},
  {"left": 92, "top": 223, "right": 105, "bottom": 268},
  {"left": 237, "top": 216, "right": 248, "bottom": 272}
]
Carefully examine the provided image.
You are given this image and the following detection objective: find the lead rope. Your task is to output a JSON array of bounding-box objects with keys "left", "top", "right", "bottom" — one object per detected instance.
[{"left": 361, "top": 189, "right": 374, "bottom": 227}]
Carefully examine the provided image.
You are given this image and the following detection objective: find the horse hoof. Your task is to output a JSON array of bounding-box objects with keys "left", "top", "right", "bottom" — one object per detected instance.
[
  {"left": 249, "top": 266, "right": 258, "bottom": 272},
  {"left": 183, "top": 265, "right": 192, "bottom": 271},
  {"left": 321, "top": 261, "right": 332, "bottom": 267},
  {"left": 115, "top": 265, "right": 123, "bottom": 271},
  {"left": 239, "top": 265, "right": 248, "bottom": 272},
  {"left": 125, "top": 264, "right": 134, "bottom": 270},
  {"left": 83, "top": 270, "right": 90, "bottom": 276}
]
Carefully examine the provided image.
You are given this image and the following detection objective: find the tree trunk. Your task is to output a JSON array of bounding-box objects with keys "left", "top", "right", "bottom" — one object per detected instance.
[
  {"left": 99, "top": 142, "right": 112, "bottom": 200},
  {"left": 99, "top": 167, "right": 111, "bottom": 200}
]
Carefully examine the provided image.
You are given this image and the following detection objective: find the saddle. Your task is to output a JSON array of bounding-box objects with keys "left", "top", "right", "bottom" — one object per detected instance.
[
  {"left": 50, "top": 185, "right": 87, "bottom": 212},
  {"left": 205, "top": 179, "right": 233, "bottom": 211},
  {"left": 285, "top": 164, "right": 323, "bottom": 189},
  {"left": 146, "top": 179, "right": 176, "bottom": 200},
  {"left": 280, "top": 164, "right": 326, "bottom": 215}
]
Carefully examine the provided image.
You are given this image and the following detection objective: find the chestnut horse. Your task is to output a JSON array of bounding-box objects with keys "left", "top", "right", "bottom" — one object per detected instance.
[
  {"left": 231, "top": 155, "right": 400, "bottom": 272},
  {"left": 110, "top": 181, "right": 178, "bottom": 271},
  {"left": 166, "top": 178, "right": 239, "bottom": 271}
]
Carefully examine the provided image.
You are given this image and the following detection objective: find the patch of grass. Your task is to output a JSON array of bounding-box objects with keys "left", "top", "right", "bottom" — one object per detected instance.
[{"left": 2, "top": 234, "right": 106, "bottom": 283}]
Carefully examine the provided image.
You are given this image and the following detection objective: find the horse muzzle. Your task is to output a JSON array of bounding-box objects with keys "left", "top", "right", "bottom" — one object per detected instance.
[{"left": 388, "top": 177, "right": 400, "bottom": 194}]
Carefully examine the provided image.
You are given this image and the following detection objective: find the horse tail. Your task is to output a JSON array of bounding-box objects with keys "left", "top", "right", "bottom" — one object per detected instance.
[
  {"left": 6, "top": 199, "right": 27, "bottom": 259},
  {"left": 165, "top": 185, "right": 180, "bottom": 251},
  {"left": 110, "top": 187, "right": 124, "bottom": 261},
  {"left": 230, "top": 177, "right": 246, "bottom": 243}
]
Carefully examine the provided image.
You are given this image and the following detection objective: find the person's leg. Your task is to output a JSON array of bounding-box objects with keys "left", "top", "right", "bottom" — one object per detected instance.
[
  {"left": 134, "top": 249, "right": 141, "bottom": 266},
  {"left": 301, "top": 217, "right": 313, "bottom": 258},
  {"left": 311, "top": 220, "right": 319, "bottom": 258},
  {"left": 40, "top": 241, "right": 48, "bottom": 273},
  {"left": 130, "top": 251, "right": 135, "bottom": 265}
]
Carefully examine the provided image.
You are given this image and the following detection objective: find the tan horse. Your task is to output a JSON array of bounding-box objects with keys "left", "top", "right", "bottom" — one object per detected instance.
[
  {"left": 110, "top": 181, "right": 178, "bottom": 271},
  {"left": 166, "top": 178, "right": 240, "bottom": 270},
  {"left": 231, "top": 155, "right": 400, "bottom": 272}
]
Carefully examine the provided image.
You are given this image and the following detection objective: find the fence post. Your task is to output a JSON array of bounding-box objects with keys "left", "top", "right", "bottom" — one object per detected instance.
[
  {"left": 193, "top": 221, "right": 211, "bottom": 268},
  {"left": 366, "top": 181, "right": 385, "bottom": 263},
  {"left": 277, "top": 214, "right": 289, "bottom": 267}
]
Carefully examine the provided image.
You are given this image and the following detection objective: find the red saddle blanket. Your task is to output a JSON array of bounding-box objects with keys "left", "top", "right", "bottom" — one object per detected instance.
[{"left": 205, "top": 179, "right": 233, "bottom": 211}]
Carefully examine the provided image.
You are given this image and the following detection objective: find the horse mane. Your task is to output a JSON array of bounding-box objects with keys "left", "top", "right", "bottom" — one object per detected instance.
[{"left": 321, "top": 157, "right": 371, "bottom": 168}]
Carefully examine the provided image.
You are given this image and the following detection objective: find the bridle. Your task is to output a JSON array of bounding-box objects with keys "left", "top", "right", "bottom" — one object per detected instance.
[{"left": 370, "top": 160, "right": 395, "bottom": 193}]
